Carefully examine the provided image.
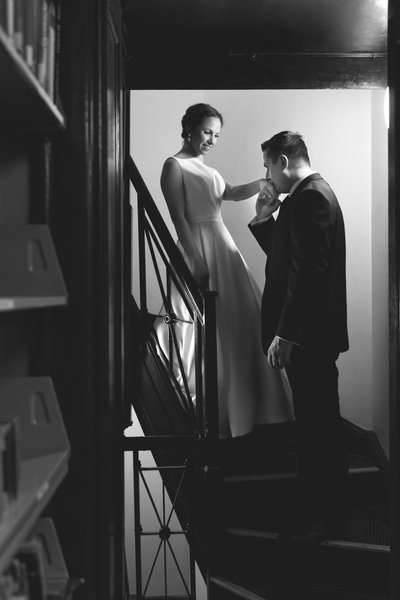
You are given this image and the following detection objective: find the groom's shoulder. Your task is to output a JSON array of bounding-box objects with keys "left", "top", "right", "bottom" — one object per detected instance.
[
  {"left": 294, "top": 177, "right": 342, "bottom": 217},
  {"left": 300, "top": 172, "right": 324, "bottom": 190},
  {"left": 300, "top": 174, "right": 337, "bottom": 200}
]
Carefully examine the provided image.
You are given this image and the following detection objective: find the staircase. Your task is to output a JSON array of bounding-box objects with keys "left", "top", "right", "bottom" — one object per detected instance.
[
  {"left": 208, "top": 425, "right": 390, "bottom": 600},
  {"left": 127, "top": 158, "right": 391, "bottom": 600},
  {"left": 129, "top": 339, "right": 391, "bottom": 600}
]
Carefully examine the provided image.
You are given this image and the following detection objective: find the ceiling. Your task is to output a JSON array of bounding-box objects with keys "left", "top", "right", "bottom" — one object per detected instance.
[{"left": 122, "top": 0, "right": 387, "bottom": 89}]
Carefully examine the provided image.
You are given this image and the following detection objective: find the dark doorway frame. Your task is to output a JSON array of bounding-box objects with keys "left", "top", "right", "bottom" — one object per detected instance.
[
  {"left": 124, "top": 1, "right": 398, "bottom": 598},
  {"left": 388, "top": 3, "right": 400, "bottom": 599}
]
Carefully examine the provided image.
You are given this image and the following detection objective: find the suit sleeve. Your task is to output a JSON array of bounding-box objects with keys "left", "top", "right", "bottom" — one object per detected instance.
[
  {"left": 277, "top": 189, "right": 334, "bottom": 343},
  {"left": 248, "top": 217, "right": 275, "bottom": 256}
]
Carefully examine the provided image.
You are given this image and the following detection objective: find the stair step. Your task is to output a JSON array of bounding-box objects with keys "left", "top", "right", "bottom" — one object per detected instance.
[
  {"left": 222, "top": 457, "right": 388, "bottom": 529},
  {"left": 225, "top": 506, "right": 389, "bottom": 548},
  {"left": 225, "top": 527, "right": 390, "bottom": 554},
  {"left": 220, "top": 517, "right": 390, "bottom": 599},
  {"left": 225, "top": 527, "right": 279, "bottom": 541},
  {"left": 224, "top": 464, "right": 379, "bottom": 484},
  {"left": 322, "top": 539, "right": 389, "bottom": 553},
  {"left": 209, "top": 576, "right": 266, "bottom": 600},
  {"left": 211, "top": 572, "right": 390, "bottom": 600}
]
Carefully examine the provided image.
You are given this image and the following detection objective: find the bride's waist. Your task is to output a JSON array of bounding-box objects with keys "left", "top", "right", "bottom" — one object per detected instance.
[{"left": 189, "top": 216, "right": 223, "bottom": 224}]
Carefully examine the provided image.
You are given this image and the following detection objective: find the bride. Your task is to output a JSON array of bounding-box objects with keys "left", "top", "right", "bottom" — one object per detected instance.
[{"left": 156, "top": 102, "right": 292, "bottom": 438}]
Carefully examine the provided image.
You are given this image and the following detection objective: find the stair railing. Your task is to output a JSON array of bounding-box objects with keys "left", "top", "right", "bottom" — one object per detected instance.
[
  {"left": 129, "top": 156, "right": 218, "bottom": 440},
  {"left": 127, "top": 158, "right": 223, "bottom": 600}
]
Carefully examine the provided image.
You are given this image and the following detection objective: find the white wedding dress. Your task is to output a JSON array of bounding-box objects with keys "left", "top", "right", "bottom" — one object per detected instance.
[{"left": 156, "top": 156, "right": 293, "bottom": 438}]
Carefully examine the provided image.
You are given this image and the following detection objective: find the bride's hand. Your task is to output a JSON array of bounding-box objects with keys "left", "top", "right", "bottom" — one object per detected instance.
[{"left": 256, "top": 179, "right": 281, "bottom": 220}]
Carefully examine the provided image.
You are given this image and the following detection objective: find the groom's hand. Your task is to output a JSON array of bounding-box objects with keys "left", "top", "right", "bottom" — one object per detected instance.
[
  {"left": 255, "top": 180, "right": 281, "bottom": 221},
  {"left": 267, "top": 336, "right": 294, "bottom": 369}
]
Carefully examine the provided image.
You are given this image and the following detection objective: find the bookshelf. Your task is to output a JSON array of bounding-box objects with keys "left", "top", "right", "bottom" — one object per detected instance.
[
  {"left": 0, "top": 1, "right": 64, "bottom": 131},
  {"left": 0, "top": 377, "right": 71, "bottom": 588},
  {"left": 0, "top": 25, "right": 64, "bottom": 130},
  {"left": 0, "top": 453, "right": 68, "bottom": 575},
  {"left": 0, "top": 0, "right": 129, "bottom": 596},
  {"left": 0, "top": 375, "right": 70, "bottom": 582},
  {"left": 29, "top": 518, "right": 83, "bottom": 599},
  {"left": 0, "top": 0, "right": 75, "bottom": 597}
]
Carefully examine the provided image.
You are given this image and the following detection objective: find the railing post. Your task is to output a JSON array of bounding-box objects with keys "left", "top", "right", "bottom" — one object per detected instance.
[
  {"left": 202, "top": 291, "right": 223, "bottom": 598},
  {"left": 203, "top": 291, "right": 218, "bottom": 440},
  {"left": 194, "top": 317, "right": 204, "bottom": 437},
  {"left": 204, "top": 463, "right": 223, "bottom": 600},
  {"left": 189, "top": 540, "right": 196, "bottom": 600},
  {"left": 133, "top": 450, "right": 142, "bottom": 600},
  {"left": 137, "top": 198, "right": 147, "bottom": 314}
]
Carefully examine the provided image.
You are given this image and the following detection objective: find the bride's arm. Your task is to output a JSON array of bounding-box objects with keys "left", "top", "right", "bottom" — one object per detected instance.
[
  {"left": 161, "top": 159, "right": 209, "bottom": 289},
  {"left": 223, "top": 179, "right": 274, "bottom": 202}
]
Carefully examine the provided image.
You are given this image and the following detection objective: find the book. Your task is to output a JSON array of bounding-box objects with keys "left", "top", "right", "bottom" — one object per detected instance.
[
  {"left": 0, "top": 1, "right": 6, "bottom": 32},
  {"left": 47, "top": 0, "right": 56, "bottom": 99},
  {"left": 5, "top": 0, "right": 14, "bottom": 38},
  {"left": 16, "top": 541, "right": 46, "bottom": 600},
  {"left": 33, "top": 0, "right": 43, "bottom": 81},
  {"left": 30, "top": 519, "right": 70, "bottom": 597},
  {"left": 0, "top": 418, "right": 20, "bottom": 500},
  {"left": 23, "top": 0, "right": 39, "bottom": 71},
  {"left": 13, "top": 0, "right": 23, "bottom": 54},
  {"left": 37, "top": 0, "right": 48, "bottom": 89},
  {"left": 6, "top": 558, "right": 29, "bottom": 599},
  {"left": 53, "top": 0, "right": 61, "bottom": 106}
]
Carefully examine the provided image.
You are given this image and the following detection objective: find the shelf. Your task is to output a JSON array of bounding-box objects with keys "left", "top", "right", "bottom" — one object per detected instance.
[
  {"left": 0, "top": 25, "right": 65, "bottom": 132},
  {"left": 0, "top": 452, "right": 68, "bottom": 575},
  {"left": 0, "top": 225, "right": 68, "bottom": 312},
  {"left": 0, "top": 377, "right": 70, "bottom": 573},
  {"left": 29, "top": 518, "right": 86, "bottom": 599},
  {"left": 30, "top": 518, "right": 69, "bottom": 595}
]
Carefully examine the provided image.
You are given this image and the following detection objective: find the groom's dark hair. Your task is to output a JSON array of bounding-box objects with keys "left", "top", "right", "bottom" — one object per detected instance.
[{"left": 261, "top": 131, "right": 310, "bottom": 165}]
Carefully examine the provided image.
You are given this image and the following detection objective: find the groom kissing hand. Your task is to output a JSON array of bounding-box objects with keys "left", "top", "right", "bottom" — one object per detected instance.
[{"left": 249, "top": 130, "right": 349, "bottom": 544}]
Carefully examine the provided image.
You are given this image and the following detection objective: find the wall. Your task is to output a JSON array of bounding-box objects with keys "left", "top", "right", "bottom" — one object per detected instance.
[{"left": 371, "top": 89, "right": 389, "bottom": 453}]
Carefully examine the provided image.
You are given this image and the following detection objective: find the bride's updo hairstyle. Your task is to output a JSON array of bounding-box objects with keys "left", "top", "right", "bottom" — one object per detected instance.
[{"left": 181, "top": 103, "right": 224, "bottom": 140}]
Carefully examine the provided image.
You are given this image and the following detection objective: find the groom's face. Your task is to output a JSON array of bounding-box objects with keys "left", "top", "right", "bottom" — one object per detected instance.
[{"left": 263, "top": 150, "right": 289, "bottom": 195}]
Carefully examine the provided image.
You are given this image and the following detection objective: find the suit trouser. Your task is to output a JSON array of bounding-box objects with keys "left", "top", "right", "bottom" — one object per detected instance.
[{"left": 285, "top": 344, "right": 348, "bottom": 518}]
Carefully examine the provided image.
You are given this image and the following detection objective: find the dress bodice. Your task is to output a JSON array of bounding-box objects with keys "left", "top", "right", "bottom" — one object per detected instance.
[{"left": 171, "top": 156, "right": 226, "bottom": 223}]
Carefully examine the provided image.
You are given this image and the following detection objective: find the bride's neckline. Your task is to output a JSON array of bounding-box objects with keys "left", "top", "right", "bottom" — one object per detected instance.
[{"left": 173, "top": 153, "right": 204, "bottom": 162}]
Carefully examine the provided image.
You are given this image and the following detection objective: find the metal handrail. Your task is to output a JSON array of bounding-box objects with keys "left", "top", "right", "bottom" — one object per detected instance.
[
  {"left": 129, "top": 156, "right": 218, "bottom": 440},
  {"left": 130, "top": 157, "right": 203, "bottom": 315}
]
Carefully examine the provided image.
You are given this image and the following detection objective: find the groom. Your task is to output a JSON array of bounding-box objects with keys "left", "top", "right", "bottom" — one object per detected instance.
[{"left": 249, "top": 131, "right": 349, "bottom": 542}]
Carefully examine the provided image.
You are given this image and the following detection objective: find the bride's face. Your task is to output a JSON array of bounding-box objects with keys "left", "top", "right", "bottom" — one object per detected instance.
[{"left": 190, "top": 117, "right": 221, "bottom": 156}]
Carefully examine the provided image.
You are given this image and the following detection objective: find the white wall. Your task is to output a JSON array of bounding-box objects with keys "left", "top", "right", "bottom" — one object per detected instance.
[{"left": 371, "top": 90, "right": 389, "bottom": 453}]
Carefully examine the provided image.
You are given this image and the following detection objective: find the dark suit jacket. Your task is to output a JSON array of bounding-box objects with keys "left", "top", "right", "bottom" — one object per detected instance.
[{"left": 249, "top": 173, "right": 349, "bottom": 355}]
